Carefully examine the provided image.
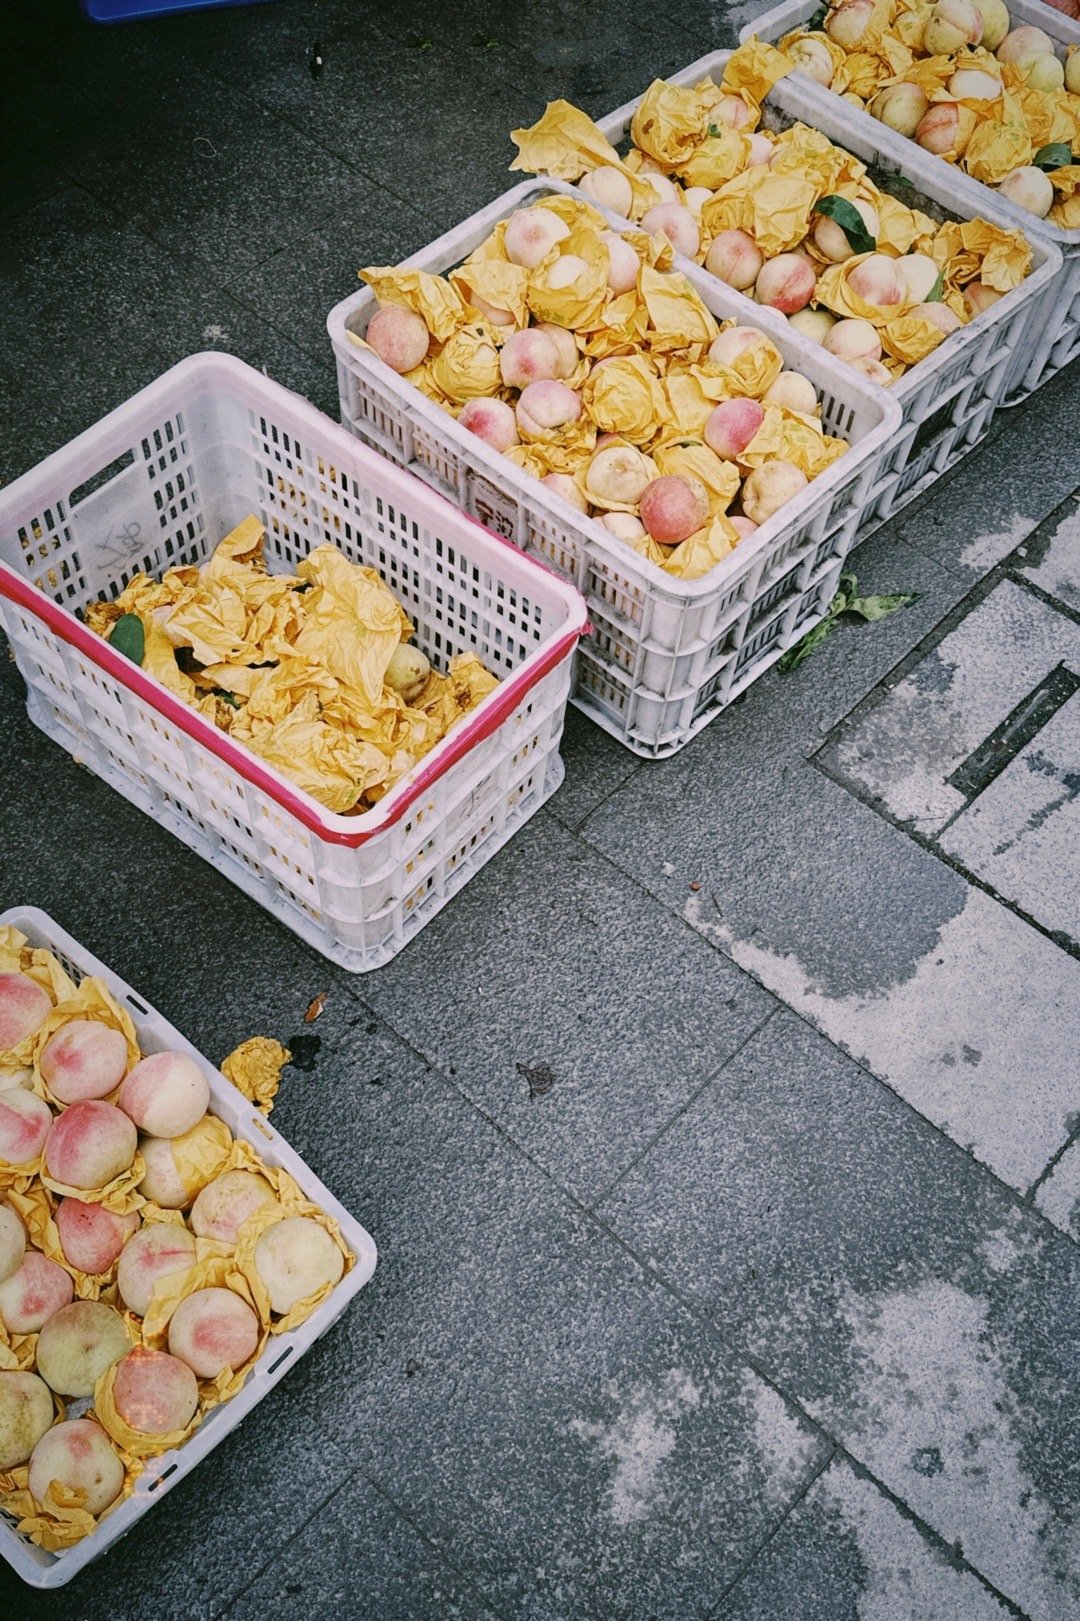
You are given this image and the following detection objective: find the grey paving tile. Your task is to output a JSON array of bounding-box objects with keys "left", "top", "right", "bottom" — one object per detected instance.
[
  {"left": 229, "top": 1472, "right": 495, "bottom": 1620},
  {"left": 582, "top": 747, "right": 1080, "bottom": 1194},
  {"left": 596, "top": 1011, "right": 1080, "bottom": 1621},
  {"left": 547, "top": 704, "right": 645, "bottom": 832},
  {"left": 1035, "top": 1141, "right": 1080, "bottom": 1242},
  {"left": 717, "top": 1455, "right": 1011, "bottom": 1621},
  {"left": 1018, "top": 490, "right": 1080, "bottom": 614},
  {"left": 359, "top": 811, "right": 775, "bottom": 1206}
]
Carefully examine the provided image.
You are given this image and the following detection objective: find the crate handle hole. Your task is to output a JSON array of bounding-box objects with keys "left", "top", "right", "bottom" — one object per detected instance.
[
  {"left": 148, "top": 1463, "right": 177, "bottom": 1493},
  {"left": 126, "top": 994, "right": 149, "bottom": 1014},
  {"left": 70, "top": 449, "right": 136, "bottom": 508},
  {"left": 267, "top": 1346, "right": 294, "bottom": 1376}
]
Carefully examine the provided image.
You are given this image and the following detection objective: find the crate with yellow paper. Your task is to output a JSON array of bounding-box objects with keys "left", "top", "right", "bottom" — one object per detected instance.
[
  {"left": 328, "top": 179, "right": 900, "bottom": 758},
  {"left": 739, "top": 0, "right": 1080, "bottom": 401},
  {"left": 537, "top": 42, "right": 1062, "bottom": 531},
  {"left": 0, "top": 905, "right": 378, "bottom": 1590},
  {"left": 0, "top": 355, "right": 588, "bottom": 972}
]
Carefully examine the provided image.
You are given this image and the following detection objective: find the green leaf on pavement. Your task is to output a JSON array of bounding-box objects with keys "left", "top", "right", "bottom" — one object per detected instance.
[{"left": 778, "top": 572, "right": 917, "bottom": 671}]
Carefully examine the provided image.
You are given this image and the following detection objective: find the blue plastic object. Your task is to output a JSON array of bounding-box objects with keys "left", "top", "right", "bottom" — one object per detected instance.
[{"left": 81, "top": 0, "right": 274, "bottom": 21}]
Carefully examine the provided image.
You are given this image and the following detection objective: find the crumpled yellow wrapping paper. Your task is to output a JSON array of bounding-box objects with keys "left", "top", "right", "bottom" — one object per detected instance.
[
  {"left": 220, "top": 1038, "right": 292, "bottom": 1117},
  {"left": 0, "top": 1467, "right": 138, "bottom": 1553}
]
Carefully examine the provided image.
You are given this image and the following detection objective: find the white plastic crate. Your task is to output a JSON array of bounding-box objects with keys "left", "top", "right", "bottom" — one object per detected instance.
[
  {"left": 593, "top": 50, "right": 1062, "bottom": 532},
  {"left": 0, "top": 904, "right": 378, "bottom": 1590},
  {"left": 328, "top": 179, "right": 901, "bottom": 757},
  {"left": 741, "top": 0, "right": 1080, "bottom": 401},
  {"left": 0, "top": 355, "right": 588, "bottom": 973}
]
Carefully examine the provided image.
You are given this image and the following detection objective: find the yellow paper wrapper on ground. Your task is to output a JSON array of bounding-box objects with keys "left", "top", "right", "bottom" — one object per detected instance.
[
  {"left": 220, "top": 1038, "right": 292, "bottom": 1117},
  {"left": 358, "top": 267, "right": 466, "bottom": 342},
  {"left": 29, "top": 975, "right": 140, "bottom": 1107}
]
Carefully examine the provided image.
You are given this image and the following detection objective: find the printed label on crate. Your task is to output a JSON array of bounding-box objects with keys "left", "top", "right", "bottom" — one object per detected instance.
[{"left": 467, "top": 473, "right": 519, "bottom": 543}]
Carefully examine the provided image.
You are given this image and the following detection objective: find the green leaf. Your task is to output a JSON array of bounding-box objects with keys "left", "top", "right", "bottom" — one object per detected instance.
[
  {"left": 212, "top": 687, "right": 242, "bottom": 709},
  {"left": 808, "top": 5, "right": 828, "bottom": 28},
  {"left": 779, "top": 573, "right": 917, "bottom": 671},
  {"left": 815, "top": 195, "right": 876, "bottom": 255},
  {"left": 847, "top": 590, "right": 918, "bottom": 622},
  {"left": 707, "top": 123, "right": 722, "bottom": 138},
  {"left": 109, "top": 613, "right": 144, "bottom": 666},
  {"left": 925, "top": 271, "right": 944, "bottom": 303},
  {"left": 1034, "top": 143, "right": 1073, "bottom": 172}
]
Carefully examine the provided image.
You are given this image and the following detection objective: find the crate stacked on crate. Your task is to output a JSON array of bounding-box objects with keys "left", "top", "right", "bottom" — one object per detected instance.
[
  {"left": 328, "top": 180, "right": 901, "bottom": 758},
  {"left": 741, "top": 0, "right": 1080, "bottom": 400},
  {"left": 0, "top": 355, "right": 589, "bottom": 972}
]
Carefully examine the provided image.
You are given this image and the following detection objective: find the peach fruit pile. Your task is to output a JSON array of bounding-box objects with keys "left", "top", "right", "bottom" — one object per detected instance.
[{"left": 0, "top": 926, "right": 353, "bottom": 1551}]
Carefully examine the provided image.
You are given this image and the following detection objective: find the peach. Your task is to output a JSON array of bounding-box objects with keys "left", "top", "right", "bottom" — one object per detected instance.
[
  {"left": 915, "top": 302, "right": 963, "bottom": 336},
  {"left": 850, "top": 356, "right": 894, "bottom": 384},
  {"left": 682, "top": 186, "right": 714, "bottom": 214},
  {"left": 468, "top": 292, "right": 515, "bottom": 328},
  {"left": 640, "top": 171, "right": 680, "bottom": 207},
  {"left": 55, "top": 1198, "right": 138, "bottom": 1277},
  {"left": 787, "top": 36, "right": 836, "bottom": 86},
  {"left": 998, "top": 165, "right": 1054, "bottom": 218},
  {"left": 365, "top": 305, "right": 430, "bottom": 375},
  {"left": 996, "top": 25, "right": 1054, "bottom": 62},
  {"left": 0, "top": 973, "right": 51, "bottom": 1052},
  {"left": 729, "top": 516, "right": 759, "bottom": 540},
  {"left": 601, "top": 231, "right": 641, "bottom": 295},
  {"left": 118, "top": 1051, "right": 209, "bottom": 1139},
  {"left": 1022, "top": 54, "right": 1064, "bottom": 91},
  {"left": 824, "top": 318, "right": 883, "bottom": 363},
  {"left": 28, "top": 1419, "right": 123, "bottom": 1517},
  {"left": 36, "top": 1301, "right": 131, "bottom": 1396},
  {"left": 788, "top": 308, "right": 837, "bottom": 343},
  {"left": 0, "top": 1066, "right": 33, "bottom": 1092},
  {"left": 705, "top": 228, "right": 763, "bottom": 291},
  {"left": 948, "top": 67, "right": 1001, "bottom": 99},
  {"left": 584, "top": 445, "right": 654, "bottom": 507},
  {"left": 745, "top": 133, "right": 775, "bottom": 169},
  {"left": 0, "top": 1204, "right": 26, "bottom": 1283},
  {"left": 639, "top": 202, "right": 700, "bottom": 259},
  {"left": 504, "top": 208, "right": 570, "bottom": 269},
  {"left": 742, "top": 460, "right": 809, "bottom": 524},
  {"left": 458, "top": 397, "right": 519, "bottom": 453},
  {"left": 710, "top": 95, "right": 753, "bottom": 131},
  {"left": 579, "top": 165, "right": 633, "bottom": 216},
  {"left": 1067, "top": 50, "right": 1080, "bottom": 96},
  {"left": 972, "top": 0, "right": 1010, "bottom": 50},
  {"left": 137, "top": 1114, "right": 227, "bottom": 1209},
  {"left": 541, "top": 473, "right": 589, "bottom": 513},
  {"left": 826, "top": 0, "right": 877, "bottom": 50},
  {"left": 44, "top": 1100, "right": 137, "bottom": 1190},
  {"left": 870, "top": 83, "right": 929, "bottom": 138},
  {"left": 708, "top": 326, "right": 772, "bottom": 367},
  {"left": 0, "top": 1251, "right": 73, "bottom": 1333},
  {"left": 601, "top": 512, "right": 648, "bottom": 542},
  {"left": 536, "top": 322, "right": 579, "bottom": 379},
  {"left": 763, "top": 372, "right": 819, "bottom": 413},
  {"left": 847, "top": 255, "right": 905, "bottom": 309},
  {"left": 112, "top": 1348, "right": 198, "bottom": 1436},
  {"left": 916, "top": 103, "right": 973, "bottom": 159},
  {"left": 0, "top": 1089, "right": 52, "bottom": 1167},
  {"left": 924, "top": 0, "right": 983, "bottom": 54},
  {"left": 546, "top": 254, "right": 590, "bottom": 291},
  {"left": 499, "top": 329, "right": 558, "bottom": 391},
  {"left": 964, "top": 281, "right": 1004, "bottom": 318},
  {"left": 385, "top": 643, "right": 429, "bottom": 703},
  {"left": 168, "top": 1287, "right": 260, "bottom": 1380},
  {"left": 896, "top": 253, "right": 941, "bottom": 303},
  {"left": 755, "top": 254, "right": 816, "bottom": 314},
  {"left": 0, "top": 1371, "right": 54, "bottom": 1469},
  {"left": 639, "top": 476, "right": 710, "bottom": 545},
  {"left": 704, "top": 398, "right": 765, "bottom": 459},
  {"left": 812, "top": 201, "right": 879, "bottom": 263},
  {"left": 40, "top": 1020, "right": 129, "bottom": 1105},
  {"left": 253, "top": 1217, "right": 344, "bottom": 1315},
  {"left": 190, "top": 1169, "right": 277, "bottom": 1245},
  {"left": 515, "top": 380, "right": 582, "bottom": 440},
  {"left": 116, "top": 1223, "right": 196, "bottom": 1317}
]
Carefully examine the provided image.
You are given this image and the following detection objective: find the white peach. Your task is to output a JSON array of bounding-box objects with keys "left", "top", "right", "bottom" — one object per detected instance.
[
  {"left": 915, "top": 302, "right": 963, "bottom": 336},
  {"left": 601, "top": 512, "right": 648, "bottom": 542},
  {"left": 972, "top": 0, "right": 1010, "bottom": 51},
  {"left": 0, "top": 1251, "right": 73, "bottom": 1333},
  {"left": 824, "top": 318, "right": 883, "bottom": 363},
  {"left": 704, "top": 398, "right": 765, "bottom": 459},
  {"left": 948, "top": 67, "right": 1002, "bottom": 99},
  {"left": 788, "top": 308, "right": 837, "bottom": 343},
  {"left": 40, "top": 1020, "right": 128, "bottom": 1104},
  {"left": 682, "top": 186, "right": 714, "bottom": 214},
  {"left": 137, "top": 1115, "right": 227, "bottom": 1209},
  {"left": 998, "top": 165, "right": 1054, "bottom": 218},
  {"left": 850, "top": 356, "right": 894, "bottom": 384},
  {"left": 996, "top": 24, "right": 1055, "bottom": 62},
  {"left": 469, "top": 292, "right": 515, "bottom": 328},
  {"left": 541, "top": 473, "right": 589, "bottom": 513},
  {"left": 870, "top": 83, "right": 929, "bottom": 138},
  {"left": 640, "top": 202, "right": 700, "bottom": 258},
  {"left": 118, "top": 1051, "right": 209, "bottom": 1139},
  {"left": 708, "top": 326, "right": 772, "bottom": 367},
  {"left": 116, "top": 1223, "right": 197, "bottom": 1317},
  {"left": 515, "top": 380, "right": 582, "bottom": 440},
  {"left": 253, "top": 1217, "right": 344, "bottom": 1315},
  {"left": 366, "top": 305, "right": 430, "bottom": 374},
  {"left": 0, "top": 1371, "right": 54, "bottom": 1469},
  {"left": 112, "top": 1347, "right": 198, "bottom": 1435},
  {"left": 924, "top": 0, "right": 983, "bottom": 55},
  {"left": 705, "top": 228, "right": 763, "bottom": 291},
  {"left": 499, "top": 328, "right": 558, "bottom": 390},
  {"left": 1067, "top": 50, "right": 1080, "bottom": 96},
  {"left": 639, "top": 476, "right": 710, "bottom": 545},
  {"left": 536, "top": 322, "right": 579, "bottom": 378},
  {"left": 916, "top": 102, "right": 972, "bottom": 158},
  {"left": 812, "top": 200, "right": 880, "bottom": 263},
  {"left": 55, "top": 1198, "right": 138, "bottom": 1277},
  {"left": 729, "top": 516, "right": 759, "bottom": 540},
  {"left": 741, "top": 460, "right": 809, "bottom": 524},
  {"left": 503, "top": 208, "right": 570, "bottom": 269},
  {"left": 168, "top": 1287, "right": 260, "bottom": 1380},
  {"left": 963, "top": 281, "right": 1004, "bottom": 318},
  {"left": 44, "top": 1100, "right": 136, "bottom": 1190},
  {"left": 0, "top": 1089, "right": 51, "bottom": 1167},
  {"left": 601, "top": 231, "right": 641, "bottom": 295},
  {"left": 0, "top": 1204, "right": 25, "bottom": 1283},
  {"left": 847, "top": 255, "right": 905, "bottom": 309},
  {"left": 755, "top": 254, "right": 816, "bottom": 314},
  {"left": 896, "top": 253, "right": 942, "bottom": 303},
  {"left": 547, "top": 254, "right": 590, "bottom": 291},
  {"left": 826, "top": 0, "right": 877, "bottom": 50},
  {"left": 579, "top": 165, "right": 633, "bottom": 216},
  {"left": 0, "top": 973, "right": 51, "bottom": 1052},
  {"left": 640, "top": 171, "right": 680, "bottom": 207},
  {"left": 709, "top": 94, "right": 753, "bottom": 131},
  {"left": 584, "top": 445, "right": 653, "bottom": 507},
  {"left": 458, "top": 397, "right": 520, "bottom": 453},
  {"left": 787, "top": 36, "right": 836, "bottom": 86},
  {"left": 763, "top": 372, "right": 819, "bottom": 413},
  {"left": 35, "top": 1301, "right": 132, "bottom": 1397},
  {"left": 190, "top": 1169, "right": 277, "bottom": 1245},
  {"left": 28, "top": 1419, "right": 123, "bottom": 1516}
]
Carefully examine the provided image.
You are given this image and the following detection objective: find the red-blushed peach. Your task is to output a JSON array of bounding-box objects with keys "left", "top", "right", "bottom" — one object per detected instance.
[
  {"left": 499, "top": 329, "right": 559, "bottom": 390},
  {"left": 468, "top": 292, "right": 515, "bottom": 328},
  {"left": 0, "top": 1089, "right": 52, "bottom": 1167},
  {"left": 39, "top": 1020, "right": 129, "bottom": 1105},
  {"left": 924, "top": 0, "right": 983, "bottom": 54},
  {"left": 0, "top": 1204, "right": 26, "bottom": 1283},
  {"left": 916, "top": 103, "right": 974, "bottom": 159},
  {"left": 729, "top": 516, "right": 759, "bottom": 540},
  {"left": 824, "top": 318, "right": 883, "bottom": 364},
  {"left": 704, "top": 398, "right": 765, "bottom": 459},
  {"left": 788, "top": 308, "right": 837, "bottom": 343},
  {"left": 44, "top": 1100, "right": 137, "bottom": 1190},
  {"left": 870, "top": 83, "right": 929, "bottom": 138},
  {"left": 541, "top": 473, "right": 589, "bottom": 513},
  {"left": 996, "top": 24, "right": 1055, "bottom": 61},
  {"left": 584, "top": 445, "right": 653, "bottom": 507},
  {"left": 503, "top": 208, "right": 570, "bottom": 269},
  {"left": 167, "top": 1287, "right": 260, "bottom": 1380},
  {"left": 763, "top": 372, "right": 819, "bottom": 413},
  {"left": 601, "top": 232, "right": 640, "bottom": 296},
  {"left": 0, "top": 1251, "right": 73, "bottom": 1333},
  {"left": 846, "top": 256, "right": 905, "bottom": 309},
  {"left": 458, "top": 397, "right": 519, "bottom": 453},
  {"left": 118, "top": 1052, "right": 209, "bottom": 1139},
  {"left": 579, "top": 165, "right": 633, "bottom": 216},
  {"left": 948, "top": 67, "right": 1002, "bottom": 99},
  {"left": 253, "top": 1217, "right": 345, "bottom": 1315},
  {"left": 787, "top": 36, "right": 835, "bottom": 85},
  {"left": 515, "top": 380, "right": 582, "bottom": 441},
  {"left": 812, "top": 201, "right": 879, "bottom": 264},
  {"left": 536, "top": 323, "right": 578, "bottom": 379},
  {"left": 0, "top": 973, "right": 51, "bottom": 1052},
  {"left": 826, "top": 0, "right": 876, "bottom": 48},
  {"left": 137, "top": 1114, "right": 228, "bottom": 1210},
  {"left": 365, "top": 305, "right": 430, "bottom": 374},
  {"left": 963, "top": 282, "right": 1004, "bottom": 319},
  {"left": 742, "top": 460, "right": 809, "bottom": 524},
  {"left": 998, "top": 166, "right": 1054, "bottom": 218},
  {"left": 708, "top": 326, "right": 772, "bottom": 368},
  {"left": 36, "top": 1301, "right": 132, "bottom": 1396},
  {"left": 28, "top": 1419, "right": 123, "bottom": 1516},
  {"left": 601, "top": 512, "right": 648, "bottom": 542},
  {"left": 112, "top": 1348, "right": 198, "bottom": 1436},
  {"left": 704, "top": 229, "right": 763, "bottom": 291},
  {"left": 190, "top": 1169, "right": 277, "bottom": 1246},
  {"left": 55, "top": 1198, "right": 138, "bottom": 1277},
  {"left": 639, "top": 476, "right": 710, "bottom": 545},
  {"left": 895, "top": 253, "right": 941, "bottom": 303},
  {"left": 116, "top": 1223, "right": 197, "bottom": 1318},
  {"left": 639, "top": 202, "right": 700, "bottom": 259},
  {"left": 755, "top": 254, "right": 816, "bottom": 314},
  {"left": 710, "top": 94, "right": 753, "bottom": 131},
  {"left": 972, "top": 0, "right": 1009, "bottom": 50},
  {"left": 0, "top": 1371, "right": 54, "bottom": 1469},
  {"left": 915, "top": 301, "right": 963, "bottom": 337}
]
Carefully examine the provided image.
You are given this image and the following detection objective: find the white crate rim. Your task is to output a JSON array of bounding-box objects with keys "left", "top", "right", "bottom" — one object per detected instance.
[{"left": 0, "top": 904, "right": 378, "bottom": 1590}]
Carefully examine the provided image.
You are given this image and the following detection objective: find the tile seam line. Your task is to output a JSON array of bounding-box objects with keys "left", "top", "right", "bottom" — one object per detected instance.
[
  {"left": 703, "top": 1444, "right": 838, "bottom": 1621},
  {"left": 363, "top": 1473, "right": 510, "bottom": 1620}
]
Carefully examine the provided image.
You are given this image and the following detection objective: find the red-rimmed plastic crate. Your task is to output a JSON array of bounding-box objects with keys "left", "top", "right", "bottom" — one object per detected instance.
[
  {"left": 0, "top": 903, "right": 377, "bottom": 1589},
  {"left": 0, "top": 356, "right": 588, "bottom": 973},
  {"left": 328, "top": 179, "right": 901, "bottom": 758},
  {"left": 740, "top": 0, "right": 1080, "bottom": 402}
]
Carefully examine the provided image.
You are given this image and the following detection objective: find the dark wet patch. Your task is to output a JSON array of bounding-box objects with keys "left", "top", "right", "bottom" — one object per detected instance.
[{"left": 517, "top": 1061, "right": 556, "bottom": 1100}]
